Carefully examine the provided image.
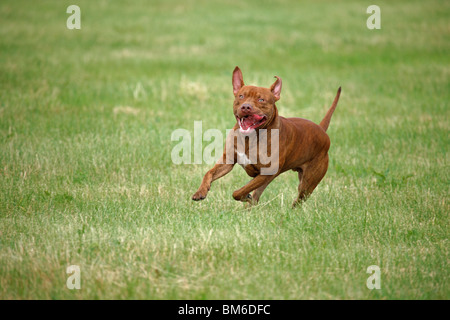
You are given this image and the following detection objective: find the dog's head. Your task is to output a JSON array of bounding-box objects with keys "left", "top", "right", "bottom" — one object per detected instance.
[{"left": 232, "top": 66, "right": 282, "bottom": 134}]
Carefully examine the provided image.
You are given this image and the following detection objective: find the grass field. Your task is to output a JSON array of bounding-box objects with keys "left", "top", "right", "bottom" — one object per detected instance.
[{"left": 0, "top": 0, "right": 448, "bottom": 299}]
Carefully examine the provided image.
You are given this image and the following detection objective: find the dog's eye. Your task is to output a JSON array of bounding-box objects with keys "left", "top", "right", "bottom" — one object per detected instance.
[
  {"left": 258, "top": 98, "right": 265, "bottom": 102},
  {"left": 239, "top": 95, "right": 244, "bottom": 99}
]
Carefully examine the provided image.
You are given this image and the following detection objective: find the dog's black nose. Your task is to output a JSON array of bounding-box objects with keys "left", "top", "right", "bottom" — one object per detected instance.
[{"left": 240, "top": 103, "right": 253, "bottom": 113}]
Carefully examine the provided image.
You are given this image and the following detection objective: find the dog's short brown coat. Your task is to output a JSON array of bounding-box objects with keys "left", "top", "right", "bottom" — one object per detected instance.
[{"left": 192, "top": 67, "right": 341, "bottom": 206}]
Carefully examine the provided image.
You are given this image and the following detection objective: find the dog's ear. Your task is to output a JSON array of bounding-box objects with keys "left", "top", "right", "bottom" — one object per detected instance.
[
  {"left": 232, "top": 66, "right": 244, "bottom": 96},
  {"left": 270, "top": 76, "right": 282, "bottom": 101}
]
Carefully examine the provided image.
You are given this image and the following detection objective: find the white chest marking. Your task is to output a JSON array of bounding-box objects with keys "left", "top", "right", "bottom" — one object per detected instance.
[{"left": 237, "top": 152, "right": 252, "bottom": 167}]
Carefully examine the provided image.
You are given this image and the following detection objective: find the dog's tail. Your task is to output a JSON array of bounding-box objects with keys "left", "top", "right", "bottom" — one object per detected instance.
[{"left": 319, "top": 87, "right": 341, "bottom": 132}]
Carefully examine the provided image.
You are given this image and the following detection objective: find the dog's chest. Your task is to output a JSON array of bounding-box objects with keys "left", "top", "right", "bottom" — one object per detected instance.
[
  {"left": 237, "top": 152, "right": 259, "bottom": 177},
  {"left": 237, "top": 152, "right": 252, "bottom": 167}
]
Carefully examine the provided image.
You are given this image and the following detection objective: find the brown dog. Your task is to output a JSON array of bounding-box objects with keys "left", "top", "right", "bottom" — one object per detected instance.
[{"left": 192, "top": 66, "right": 341, "bottom": 206}]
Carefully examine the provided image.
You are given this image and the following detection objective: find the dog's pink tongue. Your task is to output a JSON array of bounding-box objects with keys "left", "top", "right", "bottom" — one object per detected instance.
[
  {"left": 252, "top": 114, "right": 264, "bottom": 121},
  {"left": 241, "top": 117, "right": 253, "bottom": 130},
  {"left": 240, "top": 114, "right": 264, "bottom": 130}
]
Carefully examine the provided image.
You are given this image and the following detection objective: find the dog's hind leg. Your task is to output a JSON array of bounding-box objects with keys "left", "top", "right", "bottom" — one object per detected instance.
[{"left": 292, "top": 154, "right": 329, "bottom": 207}]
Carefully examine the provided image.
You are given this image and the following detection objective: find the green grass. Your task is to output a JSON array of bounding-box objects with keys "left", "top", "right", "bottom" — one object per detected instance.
[{"left": 0, "top": 0, "right": 448, "bottom": 299}]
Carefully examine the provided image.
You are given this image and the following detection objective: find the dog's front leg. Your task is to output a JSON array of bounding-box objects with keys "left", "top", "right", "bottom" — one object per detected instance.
[
  {"left": 232, "top": 174, "right": 277, "bottom": 204},
  {"left": 192, "top": 159, "right": 235, "bottom": 201}
]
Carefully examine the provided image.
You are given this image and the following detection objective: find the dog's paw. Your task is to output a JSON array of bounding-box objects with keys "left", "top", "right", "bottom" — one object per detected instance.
[
  {"left": 192, "top": 191, "right": 206, "bottom": 201},
  {"left": 233, "top": 191, "right": 253, "bottom": 203}
]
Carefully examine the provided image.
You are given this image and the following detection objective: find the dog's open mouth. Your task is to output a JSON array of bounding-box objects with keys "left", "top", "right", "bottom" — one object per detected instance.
[{"left": 236, "top": 114, "right": 267, "bottom": 133}]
